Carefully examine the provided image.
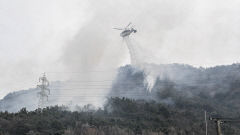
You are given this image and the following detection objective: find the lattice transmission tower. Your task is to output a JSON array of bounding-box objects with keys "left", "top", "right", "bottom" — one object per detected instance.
[{"left": 37, "top": 73, "right": 50, "bottom": 109}]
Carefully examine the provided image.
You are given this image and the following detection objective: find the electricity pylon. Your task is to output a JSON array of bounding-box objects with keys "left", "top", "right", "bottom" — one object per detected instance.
[{"left": 37, "top": 73, "right": 50, "bottom": 109}]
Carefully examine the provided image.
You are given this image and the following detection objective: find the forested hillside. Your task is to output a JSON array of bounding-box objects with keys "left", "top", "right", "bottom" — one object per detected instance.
[
  {"left": 0, "top": 97, "right": 240, "bottom": 135},
  {"left": 110, "top": 63, "right": 240, "bottom": 114},
  {"left": 1, "top": 63, "right": 240, "bottom": 134}
]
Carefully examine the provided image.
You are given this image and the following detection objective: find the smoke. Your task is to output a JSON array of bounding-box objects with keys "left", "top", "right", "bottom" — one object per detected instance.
[
  {"left": 122, "top": 37, "right": 155, "bottom": 90},
  {"left": 0, "top": 0, "right": 87, "bottom": 99},
  {"left": 2, "top": 0, "right": 240, "bottom": 111},
  {"left": 61, "top": 0, "right": 198, "bottom": 73},
  {"left": 123, "top": 36, "right": 165, "bottom": 91},
  {"left": 109, "top": 63, "right": 240, "bottom": 106},
  {"left": 31, "top": 0, "right": 240, "bottom": 106}
]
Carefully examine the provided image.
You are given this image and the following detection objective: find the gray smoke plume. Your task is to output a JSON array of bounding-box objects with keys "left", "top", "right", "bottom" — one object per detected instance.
[
  {"left": 2, "top": 0, "right": 240, "bottom": 112},
  {"left": 123, "top": 36, "right": 160, "bottom": 90},
  {"left": 109, "top": 63, "right": 240, "bottom": 106}
]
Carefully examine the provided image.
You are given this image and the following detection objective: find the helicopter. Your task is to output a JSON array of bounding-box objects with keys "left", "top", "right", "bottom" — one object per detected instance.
[{"left": 113, "top": 22, "right": 137, "bottom": 37}]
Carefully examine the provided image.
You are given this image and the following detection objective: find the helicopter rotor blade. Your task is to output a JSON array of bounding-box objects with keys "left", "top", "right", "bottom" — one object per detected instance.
[
  {"left": 113, "top": 28, "right": 124, "bottom": 30},
  {"left": 131, "top": 25, "right": 136, "bottom": 29},
  {"left": 125, "top": 22, "right": 132, "bottom": 28}
]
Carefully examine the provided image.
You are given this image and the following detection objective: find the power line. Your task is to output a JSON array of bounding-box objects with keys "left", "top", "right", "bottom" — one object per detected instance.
[
  {"left": 50, "top": 95, "right": 148, "bottom": 98},
  {"left": 63, "top": 80, "right": 114, "bottom": 83},
  {"left": 46, "top": 69, "right": 118, "bottom": 74}
]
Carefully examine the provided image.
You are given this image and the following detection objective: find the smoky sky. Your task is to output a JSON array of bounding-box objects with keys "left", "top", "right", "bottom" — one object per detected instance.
[{"left": 1, "top": 0, "right": 240, "bottom": 98}]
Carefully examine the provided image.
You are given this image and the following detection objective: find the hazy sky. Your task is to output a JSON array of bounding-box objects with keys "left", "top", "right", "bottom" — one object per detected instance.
[{"left": 1, "top": 0, "right": 240, "bottom": 98}]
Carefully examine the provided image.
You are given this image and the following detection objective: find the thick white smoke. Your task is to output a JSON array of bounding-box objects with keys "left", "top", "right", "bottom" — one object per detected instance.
[{"left": 123, "top": 36, "right": 158, "bottom": 91}]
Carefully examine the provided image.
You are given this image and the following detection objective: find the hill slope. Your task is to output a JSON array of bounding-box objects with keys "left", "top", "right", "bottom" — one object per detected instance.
[
  {"left": 1, "top": 63, "right": 240, "bottom": 134},
  {"left": 110, "top": 63, "right": 240, "bottom": 115}
]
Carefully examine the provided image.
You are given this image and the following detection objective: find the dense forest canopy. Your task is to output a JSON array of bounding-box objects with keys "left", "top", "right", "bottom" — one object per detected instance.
[{"left": 0, "top": 97, "right": 240, "bottom": 135}]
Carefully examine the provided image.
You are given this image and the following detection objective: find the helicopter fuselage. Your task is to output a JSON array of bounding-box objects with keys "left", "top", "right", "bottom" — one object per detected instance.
[{"left": 120, "top": 28, "right": 137, "bottom": 37}]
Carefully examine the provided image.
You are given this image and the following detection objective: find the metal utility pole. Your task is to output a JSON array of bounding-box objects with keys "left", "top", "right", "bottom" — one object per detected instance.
[
  {"left": 209, "top": 117, "right": 240, "bottom": 135},
  {"left": 37, "top": 73, "right": 50, "bottom": 109},
  {"left": 216, "top": 120, "right": 222, "bottom": 135},
  {"left": 205, "top": 111, "right": 208, "bottom": 135},
  {"left": 209, "top": 117, "right": 223, "bottom": 135}
]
